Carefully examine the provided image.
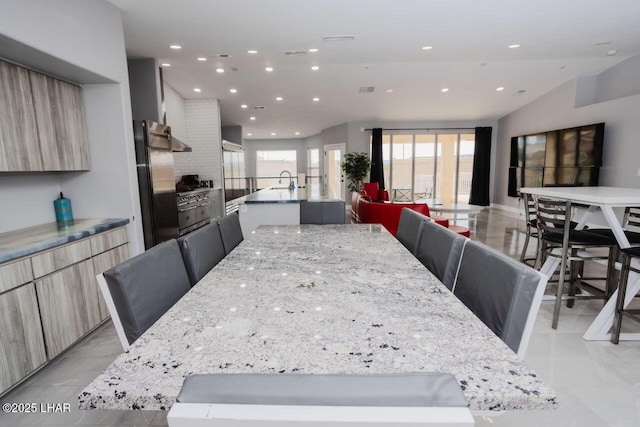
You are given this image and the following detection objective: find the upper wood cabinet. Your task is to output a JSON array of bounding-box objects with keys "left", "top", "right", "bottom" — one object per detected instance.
[
  {"left": 0, "top": 61, "right": 43, "bottom": 171},
  {"left": 30, "top": 72, "right": 89, "bottom": 171},
  {"left": 0, "top": 59, "right": 89, "bottom": 172}
]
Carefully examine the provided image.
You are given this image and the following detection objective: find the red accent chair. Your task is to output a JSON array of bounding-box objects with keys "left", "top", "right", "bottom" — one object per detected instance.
[{"left": 354, "top": 193, "right": 469, "bottom": 237}]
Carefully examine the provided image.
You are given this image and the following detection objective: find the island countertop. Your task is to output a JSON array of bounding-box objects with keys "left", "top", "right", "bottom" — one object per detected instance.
[
  {"left": 0, "top": 218, "right": 130, "bottom": 264},
  {"left": 239, "top": 184, "right": 341, "bottom": 204},
  {"left": 79, "top": 224, "right": 557, "bottom": 412}
]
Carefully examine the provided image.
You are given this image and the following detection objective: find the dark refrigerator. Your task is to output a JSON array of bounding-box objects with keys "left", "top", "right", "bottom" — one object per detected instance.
[{"left": 133, "top": 120, "right": 180, "bottom": 249}]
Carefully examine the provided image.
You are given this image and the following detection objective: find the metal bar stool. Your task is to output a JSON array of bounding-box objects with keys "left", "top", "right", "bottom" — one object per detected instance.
[
  {"left": 611, "top": 246, "right": 640, "bottom": 344},
  {"left": 535, "top": 197, "right": 618, "bottom": 329},
  {"left": 519, "top": 193, "right": 540, "bottom": 267}
]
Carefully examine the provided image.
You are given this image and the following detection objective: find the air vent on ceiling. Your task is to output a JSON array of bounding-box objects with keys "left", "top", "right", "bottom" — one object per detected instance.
[
  {"left": 217, "top": 54, "right": 231, "bottom": 58},
  {"left": 323, "top": 35, "right": 355, "bottom": 42},
  {"left": 512, "top": 89, "right": 527, "bottom": 96},
  {"left": 359, "top": 87, "right": 375, "bottom": 93},
  {"left": 253, "top": 106, "right": 267, "bottom": 110},
  {"left": 284, "top": 50, "right": 307, "bottom": 56}
]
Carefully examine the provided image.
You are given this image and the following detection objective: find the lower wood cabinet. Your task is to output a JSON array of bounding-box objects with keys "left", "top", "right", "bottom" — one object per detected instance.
[
  {"left": 92, "top": 244, "right": 130, "bottom": 321},
  {"left": 0, "top": 284, "right": 47, "bottom": 392},
  {"left": 36, "top": 259, "right": 101, "bottom": 359}
]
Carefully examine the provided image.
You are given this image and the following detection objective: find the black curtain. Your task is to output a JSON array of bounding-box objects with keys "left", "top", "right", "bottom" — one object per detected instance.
[
  {"left": 469, "top": 127, "right": 492, "bottom": 206},
  {"left": 370, "top": 128, "right": 385, "bottom": 189}
]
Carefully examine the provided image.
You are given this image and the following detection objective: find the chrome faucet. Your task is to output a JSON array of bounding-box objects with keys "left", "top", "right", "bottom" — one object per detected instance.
[{"left": 278, "top": 170, "right": 295, "bottom": 190}]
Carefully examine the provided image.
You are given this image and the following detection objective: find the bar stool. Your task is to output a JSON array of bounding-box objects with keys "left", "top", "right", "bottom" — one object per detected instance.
[
  {"left": 519, "top": 193, "right": 540, "bottom": 267},
  {"left": 611, "top": 246, "right": 640, "bottom": 344},
  {"left": 535, "top": 197, "right": 618, "bottom": 329}
]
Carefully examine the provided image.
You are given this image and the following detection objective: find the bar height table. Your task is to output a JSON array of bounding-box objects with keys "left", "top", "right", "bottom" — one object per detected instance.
[{"left": 520, "top": 186, "right": 640, "bottom": 341}]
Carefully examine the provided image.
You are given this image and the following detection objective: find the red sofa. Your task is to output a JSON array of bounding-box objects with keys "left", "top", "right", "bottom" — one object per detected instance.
[{"left": 353, "top": 193, "right": 470, "bottom": 237}]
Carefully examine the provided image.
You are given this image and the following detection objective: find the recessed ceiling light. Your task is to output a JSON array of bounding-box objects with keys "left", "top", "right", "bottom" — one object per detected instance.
[
  {"left": 161, "top": 63, "right": 171, "bottom": 67},
  {"left": 197, "top": 57, "right": 207, "bottom": 61},
  {"left": 241, "top": 104, "right": 248, "bottom": 109},
  {"left": 308, "top": 48, "right": 319, "bottom": 53},
  {"left": 193, "top": 88, "right": 201, "bottom": 93},
  {"left": 607, "top": 49, "right": 618, "bottom": 56},
  {"left": 508, "top": 44, "right": 520, "bottom": 49},
  {"left": 496, "top": 87, "right": 505, "bottom": 92},
  {"left": 170, "top": 45, "right": 182, "bottom": 49},
  {"left": 250, "top": 116, "right": 256, "bottom": 120},
  {"left": 386, "top": 89, "right": 393, "bottom": 93},
  {"left": 248, "top": 50, "right": 258, "bottom": 54},
  {"left": 271, "top": 132, "right": 276, "bottom": 136},
  {"left": 421, "top": 46, "right": 433, "bottom": 50},
  {"left": 295, "top": 132, "right": 300, "bottom": 135},
  {"left": 216, "top": 68, "right": 224, "bottom": 73},
  {"left": 311, "top": 65, "right": 319, "bottom": 71},
  {"left": 230, "top": 88, "right": 238, "bottom": 93},
  {"left": 247, "top": 133, "right": 252, "bottom": 136},
  {"left": 313, "top": 97, "right": 320, "bottom": 102},
  {"left": 441, "top": 88, "right": 449, "bottom": 93},
  {"left": 276, "top": 97, "right": 283, "bottom": 101},
  {"left": 265, "top": 66, "right": 274, "bottom": 72}
]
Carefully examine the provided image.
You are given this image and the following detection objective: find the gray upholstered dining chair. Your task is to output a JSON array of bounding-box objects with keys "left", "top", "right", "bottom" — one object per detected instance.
[
  {"left": 218, "top": 211, "right": 244, "bottom": 254},
  {"left": 396, "top": 207, "right": 428, "bottom": 254},
  {"left": 453, "top": 240, "right": 547, "bottom": 359},
  {"left": 177, "top": 221, "right": 226, "bottom": 286},
  {"left": 414, "top": 218, "right": 468, "bottom": 291},
  {"left": 167, "top": 373, "right": 473, "bottom": 426},
  {"left": 96, "top": 239, "right": 191, "bottom": 350}
]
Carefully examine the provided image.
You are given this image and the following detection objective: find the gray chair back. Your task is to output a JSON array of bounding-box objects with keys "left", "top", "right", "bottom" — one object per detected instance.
[
  {"left": 396, "top": 208, "right": 428, "bottom": 254},
  {"left": 218, "top": 212, "right": 244, "bottom": 254},
  {"left": 178, "top": 222, "right": 226, "bottom": 286},
  {"left": 453, "top": 240, "right": 545, "bottom": 355},
  {"left": 415, "top": 219, "right": 467, "bottom": 290},
  {"left": 177, "top": 373, "right": 469, "bottom": 407},
  {"left": 102, "top": 239, "right": 191, "bottom": 346}
]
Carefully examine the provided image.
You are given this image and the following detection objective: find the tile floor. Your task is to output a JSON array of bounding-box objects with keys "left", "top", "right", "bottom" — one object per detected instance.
[{"left": 1, "top": 208, "right": 639, "bottom": 426}]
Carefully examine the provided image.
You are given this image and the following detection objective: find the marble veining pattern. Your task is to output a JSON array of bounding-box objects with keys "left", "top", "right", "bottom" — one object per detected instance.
[
  {"left": 79, "top": 224, "right": 557, "bottom": 412},
  {"left": 240, "top": 184, "right": 341, "bottom": 204},
  {"left": 0, "top": 218, "right": 130, "bottom": 264}
]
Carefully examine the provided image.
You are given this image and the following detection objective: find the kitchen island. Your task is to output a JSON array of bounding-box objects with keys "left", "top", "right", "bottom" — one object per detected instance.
[{"left": 236, "top": 184, "right": 345, "bottom": 235}]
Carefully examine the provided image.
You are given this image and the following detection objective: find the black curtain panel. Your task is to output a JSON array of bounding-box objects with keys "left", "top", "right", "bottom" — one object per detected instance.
[
  {"left": 370, "top": 128, "right": 385, "bottom": 189},
  {"left": 469, "top": 127, "right": 492, "bottom": 206}
]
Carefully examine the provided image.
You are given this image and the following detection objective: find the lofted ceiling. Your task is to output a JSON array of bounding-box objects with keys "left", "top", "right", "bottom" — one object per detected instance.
[{"left": 108, "top": 0, "right": 640, "bottom": 140}]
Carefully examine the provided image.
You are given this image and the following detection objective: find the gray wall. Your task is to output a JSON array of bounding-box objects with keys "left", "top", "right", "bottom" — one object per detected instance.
[
  {"left": 0, "top": 0, "right": 142, "bottom": 254},
  {"left": 128, "top": 58, "right": 162, "bottom": 122},
  {"left": 494, "top": 55, "right": 640, "bottom": 211}
]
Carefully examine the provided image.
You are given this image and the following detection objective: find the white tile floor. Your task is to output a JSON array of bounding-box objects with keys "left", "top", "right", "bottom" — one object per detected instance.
[{"left": 1, "top": 208, "right": 639, "bottom": 426}]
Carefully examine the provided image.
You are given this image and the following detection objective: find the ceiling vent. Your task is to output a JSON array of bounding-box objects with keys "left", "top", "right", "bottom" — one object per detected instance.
[
  {"left": 284, "top": 50, "right": 307, "bottom": 56},
  {"left": 359, "top": 87, "right": 375, "bottom": 93},
  {"left": 323, "top": 35, "right": 355, "bottom": 42},
  {"left": 253, "top": 105, "right": 267, "bottom": 110},
  {"left": 512, "top": 89, "right": 527, "bottom": 96}
]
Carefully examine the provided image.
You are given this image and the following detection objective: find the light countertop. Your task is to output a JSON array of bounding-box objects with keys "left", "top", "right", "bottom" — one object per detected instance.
[
  {"left": 80, "top": 224, "right": 556, "bottom": 412},
  {"left": 0, "top": 218, "right": 130, "bottom": 264},
  {"left": 237, "top": 184, "right": 342, "bottom": 204}
]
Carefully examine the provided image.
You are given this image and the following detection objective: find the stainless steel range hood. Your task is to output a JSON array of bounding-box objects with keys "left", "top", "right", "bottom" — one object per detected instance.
[{"left": 170, "top": 135, "right": 192, "bottom": 152}]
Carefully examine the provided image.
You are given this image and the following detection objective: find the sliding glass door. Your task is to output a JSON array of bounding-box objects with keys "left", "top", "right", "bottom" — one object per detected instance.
[{"left": 372, "top": 131, "right": 474, "bottom": 204}]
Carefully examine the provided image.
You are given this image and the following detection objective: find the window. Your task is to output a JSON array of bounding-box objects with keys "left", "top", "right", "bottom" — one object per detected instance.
[
  {"left": 307, "top": 148, "right": 320, "bottom": 184},
  {"left": 256, "top": 150, "right": 297, "bottom": 189},
  {"left": 371, "top": 132, "right": 475, "bottom": 204}
]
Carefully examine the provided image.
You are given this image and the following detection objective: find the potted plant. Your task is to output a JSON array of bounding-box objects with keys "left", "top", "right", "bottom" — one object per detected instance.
[{"left": 341, "top": 152, "right": 371, "bottom": 192}]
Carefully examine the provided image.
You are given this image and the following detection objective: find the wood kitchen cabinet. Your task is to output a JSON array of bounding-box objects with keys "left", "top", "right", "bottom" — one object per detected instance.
[
  {"left": 35, "top": 259, "right": 101, "bottom": 359},
  {"left": 0, "top": 283, "right": 47, "bottom": 393},
  {"left": 91, "top": 227, "right": 130, "bottom": 321},
  {"left": 0, "top": 61, "right": 43, "bottom": 171},
  {"left": 30, "top": 71, "right": 90, "bottom": 171}
]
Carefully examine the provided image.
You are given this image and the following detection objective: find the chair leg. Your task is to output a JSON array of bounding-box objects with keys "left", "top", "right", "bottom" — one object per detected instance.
[
  {"left": 605, "top": 246, "right": 620, "bottom": 300},
  {"left": 611, "top": 254, "right": 632, "bottom": 344},
  {"left": 553, "top": 249, "right": 569, "bottom": 329},
  {"left": 520, "top": 229, "right": 531, "bottom": 263},
  {"left": 567, "top": 252, "right": 580, "bottom": 309}
]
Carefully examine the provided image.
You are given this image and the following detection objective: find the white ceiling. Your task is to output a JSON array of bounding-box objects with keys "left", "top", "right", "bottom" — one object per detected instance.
[{"left": 109, "top": 0, "right": 640, "bottom": 140}]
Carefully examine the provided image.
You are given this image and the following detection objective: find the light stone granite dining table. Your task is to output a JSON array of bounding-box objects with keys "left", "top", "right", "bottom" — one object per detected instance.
[{"left": 79, "top": 224, "right": 557, "bottom": 412}]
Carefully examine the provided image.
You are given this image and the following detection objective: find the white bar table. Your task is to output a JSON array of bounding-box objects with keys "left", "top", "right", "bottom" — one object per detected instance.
[
  {"left": 79, "top": 224, "right": 556, "bottom": 413},
  {"left": 520, "top": 186, "right": 640, "bottom": 341}
]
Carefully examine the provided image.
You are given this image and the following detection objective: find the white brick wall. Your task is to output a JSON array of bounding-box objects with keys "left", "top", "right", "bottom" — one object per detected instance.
[{"left": 163, "top": 83, "right": 222, "bottom": 187}]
